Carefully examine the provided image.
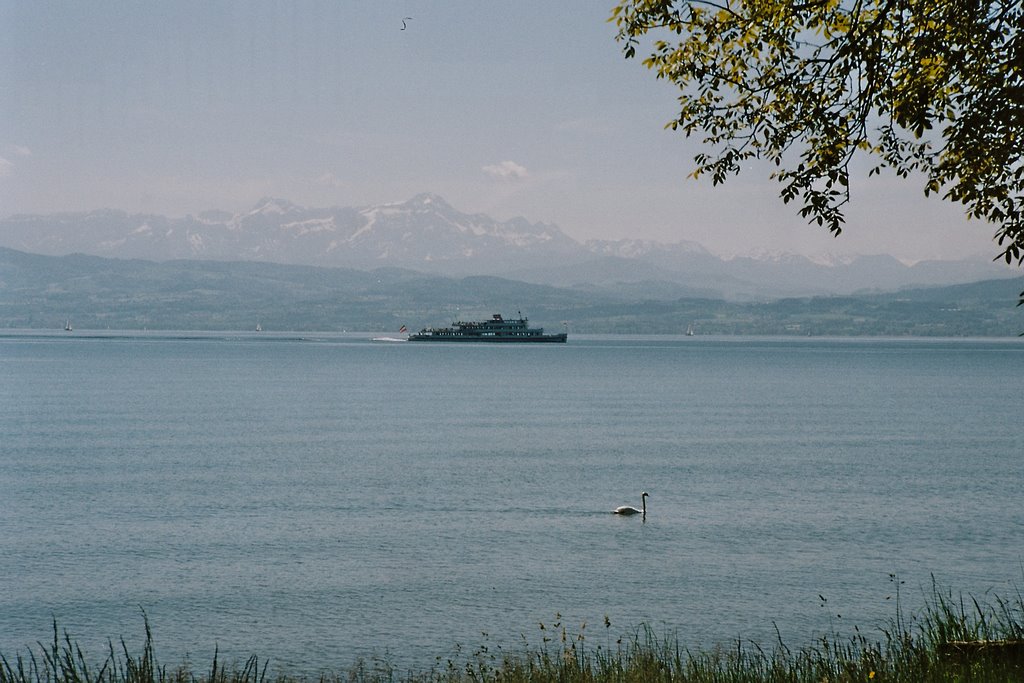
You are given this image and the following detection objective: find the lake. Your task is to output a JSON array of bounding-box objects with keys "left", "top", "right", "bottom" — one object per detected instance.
[{"left": 1, "top": 332, "right": 1022, "bottom": 674}]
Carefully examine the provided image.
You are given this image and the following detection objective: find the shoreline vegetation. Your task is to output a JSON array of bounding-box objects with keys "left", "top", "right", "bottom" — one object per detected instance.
[{"left": 3, "top": 585, "right": 1023, "bottom": 683}]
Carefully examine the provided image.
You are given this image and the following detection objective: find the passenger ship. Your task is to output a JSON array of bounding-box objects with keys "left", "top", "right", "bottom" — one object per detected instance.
[{"left": 407, "top": 313, "right": 567, "bottom": 343}]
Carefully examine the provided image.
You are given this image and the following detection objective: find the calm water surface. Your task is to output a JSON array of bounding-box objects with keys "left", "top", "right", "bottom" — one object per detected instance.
[{"left": 1, "top": 332, "right": 1022, "bottom": 673}]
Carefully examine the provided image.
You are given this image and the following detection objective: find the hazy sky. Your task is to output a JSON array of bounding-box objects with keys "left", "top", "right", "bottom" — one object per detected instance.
[{"left": 0, "top": 1, "right": 1006, "bottom": 261}]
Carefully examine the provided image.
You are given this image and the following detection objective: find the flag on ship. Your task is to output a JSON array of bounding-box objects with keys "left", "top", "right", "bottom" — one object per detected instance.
[{"left": 399, "top": 325, "right": 408, "bottom": 333}]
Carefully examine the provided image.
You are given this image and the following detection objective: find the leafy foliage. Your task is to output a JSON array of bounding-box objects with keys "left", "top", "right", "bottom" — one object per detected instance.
[{"left": 611, "top": 1, "right": 1024, "bottom": 273}]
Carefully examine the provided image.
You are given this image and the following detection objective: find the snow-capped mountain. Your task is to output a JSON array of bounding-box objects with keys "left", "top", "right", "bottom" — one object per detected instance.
[
  {"left": 0, "top": 194, "right": 585, "bottom": 274},
  {"left": 1, "top": 194, "right": 1017, "bottom": 298}
]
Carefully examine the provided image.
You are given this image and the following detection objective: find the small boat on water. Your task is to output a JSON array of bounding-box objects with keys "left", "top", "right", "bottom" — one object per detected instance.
[
  {"left": 408, "top": 313, "right": 567, "bottom": 343},
  {"left": 64, "top": 319, "right": 73, "bottom": 332}
]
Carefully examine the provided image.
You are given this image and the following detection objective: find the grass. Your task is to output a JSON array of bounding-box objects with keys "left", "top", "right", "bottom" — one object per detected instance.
[{"left": 3, "top": 582, "right": 1023, "bottom": 683}]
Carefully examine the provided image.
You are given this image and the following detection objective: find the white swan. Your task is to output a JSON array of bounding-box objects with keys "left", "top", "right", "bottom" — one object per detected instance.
[{"left": 613, "top": 491, "right": 648, "bottom": 516}]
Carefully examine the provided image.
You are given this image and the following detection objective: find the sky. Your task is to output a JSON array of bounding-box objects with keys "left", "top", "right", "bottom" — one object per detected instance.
[{"left": 0, "top": 1, "right": 1007, "bottom": 261}]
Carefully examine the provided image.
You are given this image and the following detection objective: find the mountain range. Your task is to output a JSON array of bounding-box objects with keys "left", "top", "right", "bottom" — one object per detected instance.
[
  {"left": 1, "top": 193, "right": 1018, "bottom": 299},
  {"left": 1, "top": 247, "right": 1021, "bottom": 335}
]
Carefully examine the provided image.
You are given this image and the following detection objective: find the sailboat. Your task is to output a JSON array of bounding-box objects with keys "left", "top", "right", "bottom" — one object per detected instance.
[
  {"left": 685, "top": 323, "right": 694, "bottom": 336},
  {"left": 64, "top": 319, "right": 73, "bottom": 332}
]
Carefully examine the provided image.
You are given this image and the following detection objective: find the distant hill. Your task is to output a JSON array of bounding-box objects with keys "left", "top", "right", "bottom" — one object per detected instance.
[
  {"left": 1, "top": 194, "right": 1017, "bottom": 299},
  {"left": 2, "top": 248, "right": 1021, "bottom": 336}
]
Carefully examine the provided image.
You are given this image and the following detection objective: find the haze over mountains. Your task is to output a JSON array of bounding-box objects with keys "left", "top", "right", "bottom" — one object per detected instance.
[{"left": 1, "top": 194, "right": 1016, "bottom": 300}]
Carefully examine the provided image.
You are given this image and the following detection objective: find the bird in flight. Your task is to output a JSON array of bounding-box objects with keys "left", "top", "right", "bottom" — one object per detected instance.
[{"left": 401, "top": 17, "right": 412, "bottom": 30}]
